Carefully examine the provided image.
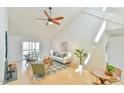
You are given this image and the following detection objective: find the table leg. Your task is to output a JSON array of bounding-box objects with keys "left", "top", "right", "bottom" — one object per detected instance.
[
  {"left": 93, "top": 77, "right": 102, "bottom": 85},
  {"left": 98, "top": 78, "right": 108, "bottom": 84}
]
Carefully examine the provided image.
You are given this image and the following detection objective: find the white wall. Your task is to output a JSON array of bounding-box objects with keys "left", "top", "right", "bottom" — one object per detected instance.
[
  {"left": 52, "top": 13, "right": 103, "bottom": 50},
  {"left": 52, "top": 13, "right": 107, "bottom": 67},
  {"left": 108, "top": 35, "right": 124, "bottom": 81},
  {"left": 87, "top": 32, "right": 107, "bottom": 69},
  {"left": 0, "top": 8, "right": 8, "bottom": 84},
  {"left": 8, "top": 36, "right": 22, "bottom": 62},
  {"left": 8, "top": 35, "right": 50, "bottom": 62}
]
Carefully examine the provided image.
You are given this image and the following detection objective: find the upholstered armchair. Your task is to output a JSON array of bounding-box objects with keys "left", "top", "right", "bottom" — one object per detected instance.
[
  {"left": 30, "top": 63, "right": 45, "bottom": 80},
  {"left": 30, "top": 57, "right": 53, "bottom": 80}
]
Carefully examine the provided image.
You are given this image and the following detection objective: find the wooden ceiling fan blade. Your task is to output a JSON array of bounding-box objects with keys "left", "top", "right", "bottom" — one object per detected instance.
[
  {"left": 35, "top": 18, "right": 48, "bottom": 20},
  {"left": 52, "top": 20, "right": 60, "bottom": 25},
  {"left": 53, "top": 16, "right": 64, "bottom": 20},
  {"left": 44, "top": 10, "right": 50, "bottom": 18}
]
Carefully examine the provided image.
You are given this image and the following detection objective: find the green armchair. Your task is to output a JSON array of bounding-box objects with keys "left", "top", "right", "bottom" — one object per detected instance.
[{"left": 30, "top": 63, "right": 45, "bottom": 80}]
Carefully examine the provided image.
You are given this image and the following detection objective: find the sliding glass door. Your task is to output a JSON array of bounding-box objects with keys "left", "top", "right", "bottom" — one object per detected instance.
[{"left": 22, "top": 41, "right": 40, "bottom": 59}]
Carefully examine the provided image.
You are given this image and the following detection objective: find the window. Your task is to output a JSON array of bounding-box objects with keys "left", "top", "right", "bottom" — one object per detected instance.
[{"left": 22, "top": 41, "right": 40, "bottom": 58}]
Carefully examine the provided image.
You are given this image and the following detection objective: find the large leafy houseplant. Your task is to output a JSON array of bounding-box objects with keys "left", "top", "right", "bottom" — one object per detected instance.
[{"left": 74, "top": 49, "right": 87, "bottom": 65}]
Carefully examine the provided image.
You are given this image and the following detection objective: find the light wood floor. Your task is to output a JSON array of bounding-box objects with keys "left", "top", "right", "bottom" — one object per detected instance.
[{"left": 5, "top": 61, "right": 98, "bottom": 85}]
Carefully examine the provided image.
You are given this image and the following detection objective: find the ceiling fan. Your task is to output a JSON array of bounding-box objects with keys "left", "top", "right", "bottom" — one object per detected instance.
[{"left": 36, "top": 7, "right": 64, "bottom": 25}]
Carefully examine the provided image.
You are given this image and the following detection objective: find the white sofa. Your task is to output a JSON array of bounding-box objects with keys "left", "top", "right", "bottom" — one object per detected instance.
[{"left": 50, "top": 51, "right": 72, "bottom": 64}]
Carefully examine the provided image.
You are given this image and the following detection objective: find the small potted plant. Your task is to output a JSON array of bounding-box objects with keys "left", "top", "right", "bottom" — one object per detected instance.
[
  {"left": 105, "top": 63, "right": 115, "bottom": 76},
  {"left": 74, "top": 49, "right": 87, "bottom": 72}
]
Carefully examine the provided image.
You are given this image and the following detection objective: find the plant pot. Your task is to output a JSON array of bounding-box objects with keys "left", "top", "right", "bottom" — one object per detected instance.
[
  {"left": 78, "top": 65, "right": 84, "bottom": 74},
  {"left": 78, "top": 65, "right": 83, "bottom": 70},
  {"left": 105, "top": 71, "right": 113, "bottom": 76},
  {"left": 75, "top": 65, "right": 84, "bottom": 74}
]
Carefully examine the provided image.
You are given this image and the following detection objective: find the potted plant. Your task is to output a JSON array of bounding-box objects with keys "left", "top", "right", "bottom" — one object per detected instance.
[
  {"left": 105, "top": 63, "right": 115, "bottom": 76},
  {"left": 74, "top": 49, "right": 87, "bottom": 72}
]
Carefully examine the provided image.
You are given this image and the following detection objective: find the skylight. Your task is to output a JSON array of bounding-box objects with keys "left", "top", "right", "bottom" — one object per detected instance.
[
  {"left": 94, "top": 7, "right": 107, "bottom": 43},
  {"left": 94, "top": 21, "right": 106, "bottom": 43}
]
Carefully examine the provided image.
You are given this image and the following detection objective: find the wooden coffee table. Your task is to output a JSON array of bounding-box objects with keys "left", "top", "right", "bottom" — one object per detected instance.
[{"left": 90, "top": 68, "right": 117, "bottom": 84}]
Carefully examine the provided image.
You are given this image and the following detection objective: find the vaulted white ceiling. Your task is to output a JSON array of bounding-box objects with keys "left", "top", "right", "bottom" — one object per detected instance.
[
  {"left": 8, "top": 7, "right": 82, "bottom": 38},
  {"left": 8, "top": 7, "right": 124, "bottom": 38}
]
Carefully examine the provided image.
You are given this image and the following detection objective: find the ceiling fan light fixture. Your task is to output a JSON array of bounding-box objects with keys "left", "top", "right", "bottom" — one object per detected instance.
[
  {"left": 48, "top": 21, "right": 53, "bottom": 25},
  {"left": 36, "top": 7, "right": 64, "bottom": 25}
]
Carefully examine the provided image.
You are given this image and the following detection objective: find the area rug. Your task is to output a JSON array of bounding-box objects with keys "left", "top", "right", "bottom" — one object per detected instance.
[{"left": 47, "top": 61, "right": 68, "bottom": 75}]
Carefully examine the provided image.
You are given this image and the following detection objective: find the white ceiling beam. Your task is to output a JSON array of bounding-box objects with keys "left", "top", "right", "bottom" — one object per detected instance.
[{"left": 81, "top": 8, "right": 124, "bottom": 27}]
